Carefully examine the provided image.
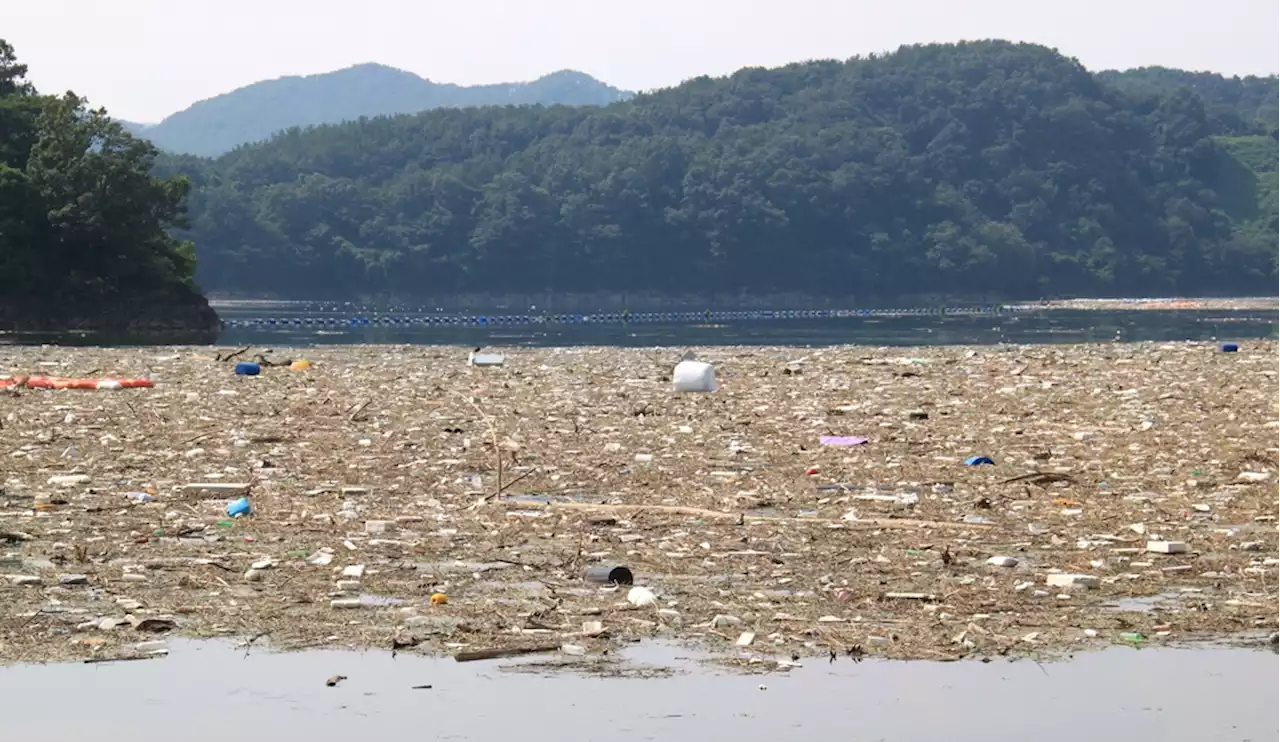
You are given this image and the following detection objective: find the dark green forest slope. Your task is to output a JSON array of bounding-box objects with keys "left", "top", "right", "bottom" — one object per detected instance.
[
  {"left": 1211, "top": 134, "right": 1278, "bottom": 245},
  {"left": 0, "top": 41, "right": 217, "bottom": 337},
  {"left": 1097, "top": 67, "right": 1278, "bottom": 135},
  {"left": 129, "top": 64, "right": 631, "bottom": 157},
  {"left": 162, "top": 41, "right": 1278, "bottom": 301}
]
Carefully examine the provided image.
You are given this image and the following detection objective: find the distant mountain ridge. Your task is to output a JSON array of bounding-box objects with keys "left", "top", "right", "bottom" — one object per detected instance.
[
  {"left": 120, "top": 121, "right": 154, "bottom": 137},
  {"left": 154, "top": 41, "right": 1278, "bottom": 301},
  {"left": 124, "top": 63, "right": 632, "bottom": 156}
]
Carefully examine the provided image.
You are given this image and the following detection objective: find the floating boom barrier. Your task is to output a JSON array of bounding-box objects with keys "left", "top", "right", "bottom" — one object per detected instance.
[
  {"left": 0, "top": 376, "right": 154, "bottom": 391},
  {"left": 221, "top": 305, "right": 1022, "bottom": 329}
]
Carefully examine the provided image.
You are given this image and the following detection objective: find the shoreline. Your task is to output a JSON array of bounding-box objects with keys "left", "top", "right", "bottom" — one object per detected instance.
[
  {"left": 0, "top": 291, "right": 222, "bottom": 346},
  {"left": 1, "top": 341, "right": 1275, "bottom": 667},
  {"left": 206, "top": 296, "right": 1279, "bottom": 312},
  {"left": 1027, "top": 297, "right": 1278, "bottom": 312}
]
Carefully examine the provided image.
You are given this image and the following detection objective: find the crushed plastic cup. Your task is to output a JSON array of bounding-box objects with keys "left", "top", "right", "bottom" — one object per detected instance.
[{"left": 225, "top": 497, "right": 251, "bottom": 517}]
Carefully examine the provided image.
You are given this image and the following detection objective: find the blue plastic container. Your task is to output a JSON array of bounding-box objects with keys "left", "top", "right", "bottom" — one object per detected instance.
[
  {"left": 234, "top": 362, "right": 261, "bottom": 376},
  {"left": 226, "top": 497, "right": 251, "bottom": 517},
  {"left": 1219, "top": 343, "right": 1238, "bottom": 353}
]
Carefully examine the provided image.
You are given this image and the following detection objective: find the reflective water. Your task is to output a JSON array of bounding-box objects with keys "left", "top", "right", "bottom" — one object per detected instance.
[
  {"left": 1, "top": 640, "right": 1274, "bottom": 741},
  {"left": 213, "top": 304, "right": 1278, "bottom": 347}
]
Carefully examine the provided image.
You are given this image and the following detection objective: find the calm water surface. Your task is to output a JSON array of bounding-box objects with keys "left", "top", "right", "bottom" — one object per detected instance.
[
  {"left": 0, "top": 640, "right": 1274, "bottom": 741},
  {"left": 212, "top": 304, "right": 1278, "bottom": 347}
]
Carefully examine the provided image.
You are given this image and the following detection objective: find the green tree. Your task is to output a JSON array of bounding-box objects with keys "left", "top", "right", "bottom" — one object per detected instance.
[{"left": 0, "top": 40, "right": 213, "bottom": 335}]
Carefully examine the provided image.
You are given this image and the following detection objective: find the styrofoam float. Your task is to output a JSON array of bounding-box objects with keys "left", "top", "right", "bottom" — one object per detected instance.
[
  {"left": 468, "top": 350, "right": 505, "bottom": 367},
  {"left": 673, "top": 360, "right": 716, "bottom": 392}
]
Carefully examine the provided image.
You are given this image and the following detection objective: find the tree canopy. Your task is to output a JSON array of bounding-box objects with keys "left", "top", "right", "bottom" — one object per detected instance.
[
  {"left": 0, "top": 40, "right": 215, "bottom": 335},
  {"left": 160, "top": 41, "right": 1277, "bottom": 302},
  {"left": 1097, "top": 67, "right": 1278, "bottom": 136}
]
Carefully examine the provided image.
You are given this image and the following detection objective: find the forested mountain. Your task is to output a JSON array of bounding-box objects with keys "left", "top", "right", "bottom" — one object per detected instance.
[
  {"left": 120, "top": 120, "right": 155, "bottom": 137},
  {"left": 0, "top": 40, "right": 217, "bottom": 338},
  {"left": 1098, "top": 67, "right": 1278, "bottom": 136},
  {"left": 157, "top": 40, "right": 1278, "bottom": 301},
  {"left": 129, "top": 64, "right": 632, "bottom": 157}
]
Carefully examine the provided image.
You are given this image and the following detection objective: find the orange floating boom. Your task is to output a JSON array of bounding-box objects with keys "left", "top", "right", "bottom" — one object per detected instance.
[{"left": 0, "top": 376, "right": 153, "bottom": 390}]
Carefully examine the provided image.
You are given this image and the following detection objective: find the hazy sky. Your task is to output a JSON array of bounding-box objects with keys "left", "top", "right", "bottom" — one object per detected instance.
[{"left": 6, "top": 0, "right": 1278, "bottom": 122}]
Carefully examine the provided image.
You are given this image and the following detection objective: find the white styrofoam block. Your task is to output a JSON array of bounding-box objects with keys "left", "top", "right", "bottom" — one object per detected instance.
[
  {"left": 626, "top": 586, "right": 657, "bottom": 606},
  {"left": 469, "top": 352, "right": 505, "bottom": 367},
  {"left": 673, "top": 360, "right": 716, "bottom": 393},
  {"left": 1045, "top": 573, "right": 1100, "bottom": 589},
  {"left": 1146, "top": 540, "right": 1188, "bottom": 554},
  {"left": 987, "top": 556, "right": 1019, "bottom": 567}
]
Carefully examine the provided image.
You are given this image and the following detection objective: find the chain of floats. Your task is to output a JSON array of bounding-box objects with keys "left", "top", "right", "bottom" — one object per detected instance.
[{"left": 221, "top": 304, "right": 1028, "bottom": 328}]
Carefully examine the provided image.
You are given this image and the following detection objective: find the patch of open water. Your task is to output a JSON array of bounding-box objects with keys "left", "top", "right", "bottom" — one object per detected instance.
[{"left": 0, "top": 640, "right": 1273, "bottom": 741}]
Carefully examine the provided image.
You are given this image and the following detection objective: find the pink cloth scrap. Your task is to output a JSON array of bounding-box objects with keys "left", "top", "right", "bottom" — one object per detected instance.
[{"left": 820, "top": 436, "right": 868, "bottom": 446}]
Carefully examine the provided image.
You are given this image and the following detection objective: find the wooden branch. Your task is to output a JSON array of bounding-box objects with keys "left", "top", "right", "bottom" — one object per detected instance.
[
  {"left": 481, "top": 466, "right": 539, "bottom": 503},
  {"left": 217, "top": 346, "right": 250, "bottom": 363},
  {"left": 454, "top": 642, "right": 562, "bottom": 663},
  {"left": 998, "top": 472, "right": 1077, "bottom": 486},
  {"left": 461, "top": 394, "right": 502, "bottom": 494},
  {"left": 498, "top": 500, "right": 992, "bottom": 530},
  {"left": 83, "top": 654, "right": 164, "bottom": 665}
]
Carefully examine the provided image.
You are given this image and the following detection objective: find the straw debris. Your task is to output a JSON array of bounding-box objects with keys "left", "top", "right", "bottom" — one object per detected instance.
[{"left": 0, "top": 341, "right": 1275, "bottom": 666}]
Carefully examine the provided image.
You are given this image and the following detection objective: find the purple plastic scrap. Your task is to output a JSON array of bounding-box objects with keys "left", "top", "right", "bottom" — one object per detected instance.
[{"left": 819, "top": 436, "right": 868, "bottom": 446}]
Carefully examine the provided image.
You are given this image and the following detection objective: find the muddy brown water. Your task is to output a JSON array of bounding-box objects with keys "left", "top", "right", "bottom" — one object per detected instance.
[{"left": 0, "top": 641, "right": 1274, "bottom": 741}]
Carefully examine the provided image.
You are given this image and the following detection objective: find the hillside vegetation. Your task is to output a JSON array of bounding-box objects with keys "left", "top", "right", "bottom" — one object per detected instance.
[
  {"left": 1097, "top": 67, "right": 1278, "bottom": 135},
  {"left": 1211, "top": 134, "right": 1279, "bottom": 245},
  {"left": 0, "top": 40, "right": 217, "bottom": 337},
  {"left": 130, "top": 64, "right": 631, "bottom": 157},
  {"left": 159, "top": 41, "right": 1277, "bottom": 301}
]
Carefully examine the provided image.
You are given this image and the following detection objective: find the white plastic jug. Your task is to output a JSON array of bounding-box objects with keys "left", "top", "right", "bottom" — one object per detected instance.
[{"left": 673, "top": 360, "right": 716, "bottom": 392}]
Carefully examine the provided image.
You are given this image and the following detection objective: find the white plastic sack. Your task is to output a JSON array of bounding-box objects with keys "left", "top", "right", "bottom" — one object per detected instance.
[{"left": 673, "top": 360, "right": 716, "bottom": 393}]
